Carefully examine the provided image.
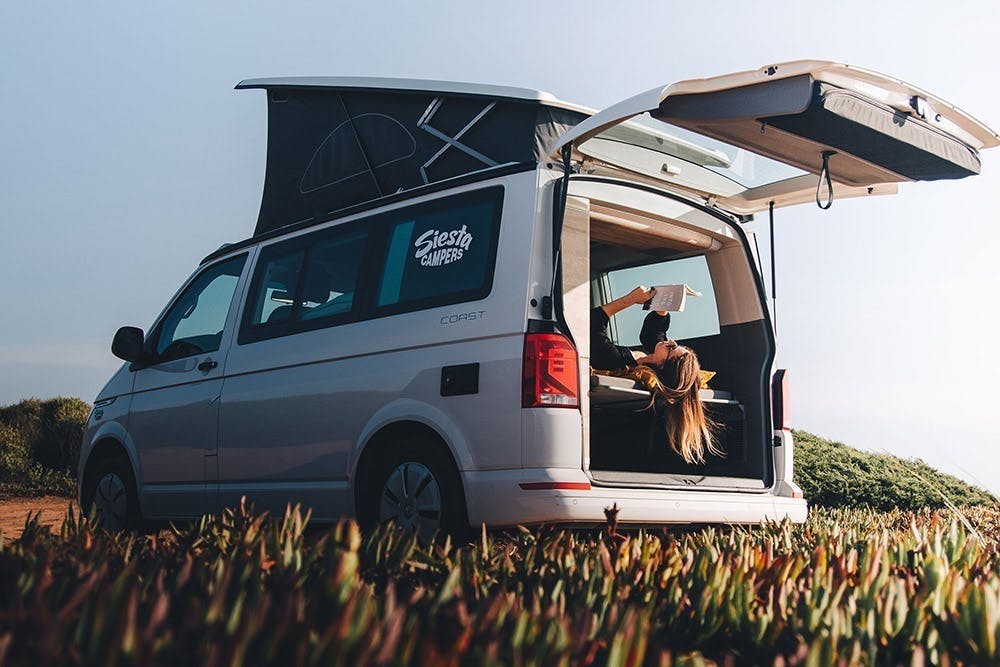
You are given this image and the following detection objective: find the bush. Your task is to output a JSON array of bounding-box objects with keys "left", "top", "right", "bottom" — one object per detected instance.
[
  {"left": 793, "top": 429, "right": 996, "bottom": 511},
  {"left": 0, "top": 397, "right": 90, "bottom": 473},
  {"left": 0, "top": 398, "right": 87, "bottom": 497}
]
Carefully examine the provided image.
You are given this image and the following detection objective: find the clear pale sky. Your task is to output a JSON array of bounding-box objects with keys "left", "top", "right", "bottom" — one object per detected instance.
[{"left": 2, "top": 1, "right": 999, "bottom": 493}]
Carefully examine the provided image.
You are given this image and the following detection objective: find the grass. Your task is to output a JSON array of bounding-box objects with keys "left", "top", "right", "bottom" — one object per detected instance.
[
  {"left": 1, "top": 503, "right": 998, "bottom": 665},
  {"left": 2, "top": 397, "right": 999, "bottom": 663}
]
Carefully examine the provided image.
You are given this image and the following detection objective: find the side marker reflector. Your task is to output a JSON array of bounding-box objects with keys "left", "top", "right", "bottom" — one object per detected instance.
[{"left": 519, "top": 482, "right": 591, "bottom": 491}]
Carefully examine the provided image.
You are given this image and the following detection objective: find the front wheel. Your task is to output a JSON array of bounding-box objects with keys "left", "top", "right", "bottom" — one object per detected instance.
[{"left": 83, "top": 456, "right": 141, "bottom": 531}]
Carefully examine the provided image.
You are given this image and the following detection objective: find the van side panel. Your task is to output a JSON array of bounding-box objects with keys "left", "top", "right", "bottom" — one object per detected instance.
[{"left": 218, "top": 173, "right": 539, "bottom": 519}]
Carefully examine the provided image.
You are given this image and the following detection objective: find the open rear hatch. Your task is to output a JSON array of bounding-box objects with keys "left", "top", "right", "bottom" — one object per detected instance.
[
  {"left": 559, "top": 61, "right": 996, "bottom": 493},
  {"left": 552, "top": 60, "right": 998, "bottom": 213}
]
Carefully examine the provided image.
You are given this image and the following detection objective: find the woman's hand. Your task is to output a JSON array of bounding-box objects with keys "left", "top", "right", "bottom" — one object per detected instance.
[
  {"left": 626, "top": 285, "right": 654, "bottom": 306},
  {"left": 601, "top": 286, "right": 654, "bottom": 319}
]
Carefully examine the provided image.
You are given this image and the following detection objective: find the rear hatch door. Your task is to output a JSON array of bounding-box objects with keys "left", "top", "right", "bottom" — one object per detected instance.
[{"left": 552, "top": 60, "right": 998, "bottom": 214}]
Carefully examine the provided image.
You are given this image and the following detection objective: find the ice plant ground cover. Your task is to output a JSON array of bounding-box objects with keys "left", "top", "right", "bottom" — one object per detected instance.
[{"left": 0, "top": 503, "right": 998, "bottom": 665}]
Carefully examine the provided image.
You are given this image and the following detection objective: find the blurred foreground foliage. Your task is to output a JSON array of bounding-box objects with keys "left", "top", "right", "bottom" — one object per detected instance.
[
  {"left": 0, "top": 397, "right": 88, "bottom": 497},
  {"left": 1, "top": 503, "right": 999, "bottom": 665}
]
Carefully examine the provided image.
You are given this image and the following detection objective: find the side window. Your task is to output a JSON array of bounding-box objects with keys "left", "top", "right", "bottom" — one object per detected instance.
[
  {"left": 375, "top": 187, "right": 502, "bottom": 312},
  {"left": 250, "top": 250, "right": 304, "bottom": 326},
  {"left": 606, "top": 255, "right": 720, "bottom": 343},
  {"left": 241, "top": 228, "right": 368, "bottom": 342},
  {"left": 298, "top": 231, "right": 367, "bottom": 320},
  {"left": 153, "top": 255, "right": 246, "bottom": 362}
]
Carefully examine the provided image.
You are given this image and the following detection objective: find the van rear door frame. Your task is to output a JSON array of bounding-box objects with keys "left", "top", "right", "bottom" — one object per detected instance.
[{"left": 564, "top": 174, "right": 780, "bottom": 493}]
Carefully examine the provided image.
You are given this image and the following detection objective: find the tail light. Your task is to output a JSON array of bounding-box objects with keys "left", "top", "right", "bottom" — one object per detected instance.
[
  {"left": 772, "top": 369, "right": 790, "bottom": 430},
  {"left": 522, "top": 332, "right": 579, "bottom": 408}
]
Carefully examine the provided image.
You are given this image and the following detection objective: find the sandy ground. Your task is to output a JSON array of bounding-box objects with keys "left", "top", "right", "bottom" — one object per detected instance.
[{"left": 0, "top": 496, "right": 77, "bottom": 540}]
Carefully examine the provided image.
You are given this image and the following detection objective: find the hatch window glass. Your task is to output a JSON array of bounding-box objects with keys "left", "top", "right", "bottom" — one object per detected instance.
[
  {"left": 582, "top": 115, "right": 806, "bottom": 195},
  {"left": 606, "top": 255, "right": 720, "bottom": 343}
]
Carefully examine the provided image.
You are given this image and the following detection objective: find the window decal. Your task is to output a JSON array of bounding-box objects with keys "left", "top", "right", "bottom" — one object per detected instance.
[{"left": 414, "top": 224, "right": 474, "bottom": 267}]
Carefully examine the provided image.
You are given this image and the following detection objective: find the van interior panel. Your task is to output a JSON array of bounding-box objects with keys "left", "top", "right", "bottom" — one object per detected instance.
[{"left": 657, "top": 75, "right": 981, "bottom": 185}]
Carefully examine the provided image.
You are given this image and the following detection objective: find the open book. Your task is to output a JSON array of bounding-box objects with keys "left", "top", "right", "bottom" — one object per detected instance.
[{"left": 643, "top": 284, "right": 701, "bottom": 312}]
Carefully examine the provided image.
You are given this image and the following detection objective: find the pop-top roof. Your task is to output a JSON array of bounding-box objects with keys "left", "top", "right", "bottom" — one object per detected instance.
[
  {"left": 236, "top": 76, "right": 592, "bottom": 113},
  {"left": 241, "top": 77, "right": 589, "bottom": 236}
]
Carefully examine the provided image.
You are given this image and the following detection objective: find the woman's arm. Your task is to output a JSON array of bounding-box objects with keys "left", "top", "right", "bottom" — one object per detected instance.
[{"left": 601, "top": 286, "right": 653, "bottom": 318}]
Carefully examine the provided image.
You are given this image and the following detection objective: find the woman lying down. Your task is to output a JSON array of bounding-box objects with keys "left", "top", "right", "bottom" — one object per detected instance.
[{"left": 591, "top": 285, "right": 723, "bottom": 465}]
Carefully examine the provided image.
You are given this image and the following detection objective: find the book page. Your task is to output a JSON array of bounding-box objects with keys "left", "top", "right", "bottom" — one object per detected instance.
[{"left": 644, "top": 284, "right": 701, "bottom": 312}]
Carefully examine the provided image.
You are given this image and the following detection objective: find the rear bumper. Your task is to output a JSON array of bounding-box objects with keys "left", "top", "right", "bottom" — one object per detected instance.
[{"left": 462, "top": 468, "right": 808, "bottom": 527}]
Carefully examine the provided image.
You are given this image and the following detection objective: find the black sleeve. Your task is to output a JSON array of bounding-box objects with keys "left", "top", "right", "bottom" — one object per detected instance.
[{"left": 590, "top": 307, "right": 638, "bottom": 371}]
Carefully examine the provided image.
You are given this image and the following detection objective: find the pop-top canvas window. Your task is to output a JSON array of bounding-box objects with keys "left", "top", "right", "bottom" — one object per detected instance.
[{"left": 376, "top": 187, "right": 503, "bottom": 311}]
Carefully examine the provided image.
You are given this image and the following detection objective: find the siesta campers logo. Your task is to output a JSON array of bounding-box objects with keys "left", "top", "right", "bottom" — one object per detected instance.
[{"left": 413, "top": 224, "right": 474, "bottom": 267}]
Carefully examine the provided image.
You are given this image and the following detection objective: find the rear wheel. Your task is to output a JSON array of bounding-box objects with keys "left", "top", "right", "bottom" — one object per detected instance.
[
  {"left": 361, "top": 437, "right": 468, "bottom": 542},
  {"left": 83, "top": 456, "right": 140, "bottom": 531}
]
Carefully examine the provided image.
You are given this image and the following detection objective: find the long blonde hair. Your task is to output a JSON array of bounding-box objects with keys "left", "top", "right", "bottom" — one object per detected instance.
[{"left": 606, "top": 349, "right": 722, "bottom": 464}]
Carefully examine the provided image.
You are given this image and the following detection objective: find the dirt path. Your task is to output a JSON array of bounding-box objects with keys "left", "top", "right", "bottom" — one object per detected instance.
[{"left": 0, "top": 496, "right": 77, "bottom": 540}]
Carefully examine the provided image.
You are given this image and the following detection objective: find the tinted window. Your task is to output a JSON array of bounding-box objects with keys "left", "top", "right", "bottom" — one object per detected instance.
[
  {"left": 250, "top": 250, "right": 304, "bottom": 326},
  {"left": 238, "top": 187, "right": 502, "bottom": 345},
  {"left": 299, "top": 231, "right": 367, "bottom": 320},
  {"left": 242, "top": 228, "right": 369, "bottom": 342},
  {"left": 376, "top": 188, "right": 502, "bottom": 311},
  {"left": 154, "top": 255, "right": 246, "bottom": 361},
  {"left": 606, "top": 255, "right": 720, "bottom": 343}
]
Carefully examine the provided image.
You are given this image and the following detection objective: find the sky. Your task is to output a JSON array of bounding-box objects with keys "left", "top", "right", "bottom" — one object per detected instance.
[{"left": 2, "top": 1, "right": 999, "bottom": 494}]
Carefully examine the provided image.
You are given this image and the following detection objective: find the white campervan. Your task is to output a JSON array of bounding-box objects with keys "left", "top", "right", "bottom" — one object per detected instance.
[{"left": 79, "top": 61, "right": 997, "bottom": 535}]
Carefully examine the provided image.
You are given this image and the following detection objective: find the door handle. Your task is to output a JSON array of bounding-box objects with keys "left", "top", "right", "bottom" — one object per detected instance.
[{"left": 198, "top": 359, "right": 218, "bottom": 372}]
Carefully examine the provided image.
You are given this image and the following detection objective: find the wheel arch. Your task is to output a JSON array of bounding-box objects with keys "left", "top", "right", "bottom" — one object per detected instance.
[
  {"left": 79, "top": 436, "right": 138, "bottom": 506},
  {"left": 352, "top": 419, "right": 468, "bottom": 525}
]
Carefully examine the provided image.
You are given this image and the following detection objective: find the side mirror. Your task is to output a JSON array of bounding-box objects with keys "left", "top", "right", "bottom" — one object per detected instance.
[{"left": 112, "top": 326, "right": 147, "bottom": 364}]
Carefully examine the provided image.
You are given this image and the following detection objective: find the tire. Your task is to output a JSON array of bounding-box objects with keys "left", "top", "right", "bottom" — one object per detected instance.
[
  {"left": 361, "top": 437, "right": 469, "bottom": 542},
  {"left": 82, "top": 455, "right": 141, "bottom": 532}
]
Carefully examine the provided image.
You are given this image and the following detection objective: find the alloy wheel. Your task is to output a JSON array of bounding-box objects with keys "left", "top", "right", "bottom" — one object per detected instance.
[
  {"left": 93, "top": 472, "right": 129, "bottom": 531},
  {"left": 377, "top": 462, "right": 442, "bottom": 540}
]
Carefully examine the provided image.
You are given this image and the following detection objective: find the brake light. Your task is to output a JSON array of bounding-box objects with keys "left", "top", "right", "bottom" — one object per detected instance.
[
  {"left": 522, "top": 332, "right": 579, "bottom": 408},
  {"left": 772, "top": 369, "right": 790, "bottom": 430}
]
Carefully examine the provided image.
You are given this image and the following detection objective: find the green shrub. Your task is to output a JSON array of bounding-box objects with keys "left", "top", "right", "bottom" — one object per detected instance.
[
  {"left": 0, "top": 398, "right": 85, "bottom": 497},
  {"left": 0, "top": 423, "right": 31, "bottom": 478},
  {"left": 0, "top": 397, "right": 90, "bottom": 473},
  {"left": 793, "top": 429, "right": 995, "bottom": 511}
]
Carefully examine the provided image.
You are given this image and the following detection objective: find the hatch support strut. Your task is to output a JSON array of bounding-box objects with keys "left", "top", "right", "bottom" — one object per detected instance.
[
  {"left": 542, "top": 144, "right": 574, "bottom": 322},
  {"left": 768, "top": 200, "right": 778, "bottom": 332}
]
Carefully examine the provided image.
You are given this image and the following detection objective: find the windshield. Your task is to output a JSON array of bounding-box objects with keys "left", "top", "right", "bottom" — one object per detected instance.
[{"left": 580, "top": 114, "right": 806, "bottom": 195}]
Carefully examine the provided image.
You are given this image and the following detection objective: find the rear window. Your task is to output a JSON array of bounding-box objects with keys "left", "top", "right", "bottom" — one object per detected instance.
[
  {"left": 375, "top": 187, "right": 503, "bottom": 313},
  {"left": 606, "top": 255, "right": 720, "bottom": 343}
]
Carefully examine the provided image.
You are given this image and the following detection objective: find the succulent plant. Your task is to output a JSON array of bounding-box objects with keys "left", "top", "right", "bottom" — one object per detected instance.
[{"left": 0, "top": 502, "right": 998, "bottom": 665}]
